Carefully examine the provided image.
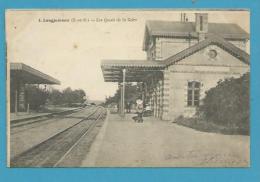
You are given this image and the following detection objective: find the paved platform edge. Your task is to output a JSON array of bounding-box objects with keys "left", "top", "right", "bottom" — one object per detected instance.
[
  {"left": 10, "top": 107, "right": 82, "bottom": 123},
  {"left": 81, "top": 109, "right": 110, "bottom": 167}
]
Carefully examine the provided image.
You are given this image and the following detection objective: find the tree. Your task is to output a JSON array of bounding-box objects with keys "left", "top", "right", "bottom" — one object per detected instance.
[
  {"left": 104, "top": 83, "right": 143, "bottom": 105},
  {"left": 73, "top": 89, "right": 86, "bottom": 103},
  {"left": 48, "top": 87, "right": 87, "bottom": 106},
  {"left": 62, "top": 87, "right": 74, "bottom": 105},
  {"left": 198, "top": 72, "right": 249, "bottom": 129},
  {"left": 47, "top": 88, "right": 63, "bottom": 105},
  {"left": 25, "top": 85, "right": 49, "bottom": 110}
]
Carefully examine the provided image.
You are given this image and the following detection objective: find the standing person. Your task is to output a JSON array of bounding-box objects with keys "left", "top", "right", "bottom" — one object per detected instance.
[
  {"left": 135, "top": 99, "right": 144, "bottom": 123},
  {"left": 126, "top": 101, "right": 131, "bottom": 113}
]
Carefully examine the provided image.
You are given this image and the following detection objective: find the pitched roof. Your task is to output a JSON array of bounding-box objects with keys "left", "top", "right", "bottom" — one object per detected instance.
[
  {"left": 144, "top": 20, "right": 249, "bottom": 50},
  {"left": 164, "top": 34, "right": 250, "bottom": 66},
  {"left": 146, "top": 21, "right": 195, "bottom": 36}
]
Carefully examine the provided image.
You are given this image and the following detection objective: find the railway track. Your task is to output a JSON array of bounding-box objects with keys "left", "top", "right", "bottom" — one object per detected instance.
[
  {"left": 10, "top": 107, "right": 106, "bottom": 167},
  {"left": 10, "top": 107, "right": 95, "bottom": 135},
  {"left": 11, "top": 108, "right": 83, "bottom": 126}
]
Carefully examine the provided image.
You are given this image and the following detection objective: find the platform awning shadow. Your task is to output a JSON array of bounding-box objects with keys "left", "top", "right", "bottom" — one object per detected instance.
[{"left": 101, "top": 59, "right": 165, "bottom": 117}]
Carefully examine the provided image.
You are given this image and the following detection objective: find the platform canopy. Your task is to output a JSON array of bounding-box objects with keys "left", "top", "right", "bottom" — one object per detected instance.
[
  {"left": 101, "top": 60, "right": 165, "bottom": 82},
  {"left": 10, "top": 63, "right": 60, "bottom": 84}
]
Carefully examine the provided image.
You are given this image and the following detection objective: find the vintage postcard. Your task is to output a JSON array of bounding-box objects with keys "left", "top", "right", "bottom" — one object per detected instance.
[{"left": 6, "top": 9, "right": 250, "bottom": 167}]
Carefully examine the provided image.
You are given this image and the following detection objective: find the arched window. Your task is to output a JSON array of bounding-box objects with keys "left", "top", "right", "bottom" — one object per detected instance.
[{"left": 187, "top": 81, "right": 201, "bottom": 107}]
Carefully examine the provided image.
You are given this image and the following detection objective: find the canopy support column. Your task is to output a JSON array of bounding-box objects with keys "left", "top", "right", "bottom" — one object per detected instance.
[
  {"left": 18, "top": 82, "right": 26, "bottom": 112},
  {"left": 15, "top": 89, "right": 18, "bottom": 115},
  {"left": 120, "top": 69, "right": 126, "bottom": 117},
  {"left": 141, "top": 82, "right": 147, "bottom": 106}
]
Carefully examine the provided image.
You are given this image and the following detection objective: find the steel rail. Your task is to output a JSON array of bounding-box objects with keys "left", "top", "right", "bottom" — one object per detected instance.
[
  {"left": 10, "top": 107, "right": 95, "bottom": 135},
  {"left": 10, "top": 107, "right": 105, "bottom": 167},
  {"left": 53, "top": 109, "right": 106, "bottom": 167},
  {"left": 11, "top": 107, "right": 83, "bottom": 125}
]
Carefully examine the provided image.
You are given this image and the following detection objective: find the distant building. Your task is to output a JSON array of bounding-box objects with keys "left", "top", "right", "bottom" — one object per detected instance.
[
  {"left": 102, "top": 13, "right": 250, "bottom": 120},
  {"left": 10, "top": 63, "right": 60, "bottom": 112}
]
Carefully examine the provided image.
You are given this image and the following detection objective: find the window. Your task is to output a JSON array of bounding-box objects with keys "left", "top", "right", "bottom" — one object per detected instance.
[
  {"left": 208, "top": 49, "right": 217, "bottom": 58},
  {"left": 187, "top": 81, "right": 201, "bottom": 107},
  {"left": 200, "top": 16, "right": 203, "bottom": 31}
]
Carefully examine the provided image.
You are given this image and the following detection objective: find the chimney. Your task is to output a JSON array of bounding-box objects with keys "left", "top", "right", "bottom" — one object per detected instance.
[
  {"left": 180, "top": 13, "right": 189, "bottom": 22},
  {"left": 195, "top": 13, "right": 208, "bottom": 41}
]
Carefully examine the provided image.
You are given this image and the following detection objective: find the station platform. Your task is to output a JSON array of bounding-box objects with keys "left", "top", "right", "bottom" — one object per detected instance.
[
  {"left": 82, "top": 111, "right": 250, "bottom": 167},
  {"left": 10, "top": 112, "right": 51, "bottom": 122},
  {"left": 10, "top": 107, "right": 81, "bottom": 122}
]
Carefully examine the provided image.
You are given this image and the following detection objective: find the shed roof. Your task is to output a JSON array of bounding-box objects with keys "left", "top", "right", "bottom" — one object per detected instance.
[
  {"left": 101, "top": 59, "right": 165, "bottom": 68},
  {"left": 101, "top": 60, "right": 164, "bottom": 82},
  {"left": 10, "top": 63, "right": 60, "bottom": 84}
]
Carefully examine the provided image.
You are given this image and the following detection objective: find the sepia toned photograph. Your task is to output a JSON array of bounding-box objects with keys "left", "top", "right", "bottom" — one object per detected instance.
[{"left": 6, "top": 9, "right": 250, "bottom": 168}]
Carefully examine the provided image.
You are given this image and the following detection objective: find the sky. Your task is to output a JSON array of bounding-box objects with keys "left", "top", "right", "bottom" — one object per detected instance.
[{"left": 6, "top": 10, "right": 249, "bottom": 101}]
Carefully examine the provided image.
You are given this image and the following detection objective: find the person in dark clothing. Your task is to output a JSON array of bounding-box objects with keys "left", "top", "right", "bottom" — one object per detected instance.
[
  {"left": 135, "top": 99, "right": 144, "bottom": 123},
  {"left": 126, "top": 101, "right": 131, "bottom": 113}
]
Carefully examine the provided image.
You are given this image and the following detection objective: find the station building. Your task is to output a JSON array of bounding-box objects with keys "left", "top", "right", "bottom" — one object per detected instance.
[
  {"left": 10, "top": 63, "right": 60, "bottom": 113},
  {"left": 101, "top": 13, "right": 250, "bottom": 120}
]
